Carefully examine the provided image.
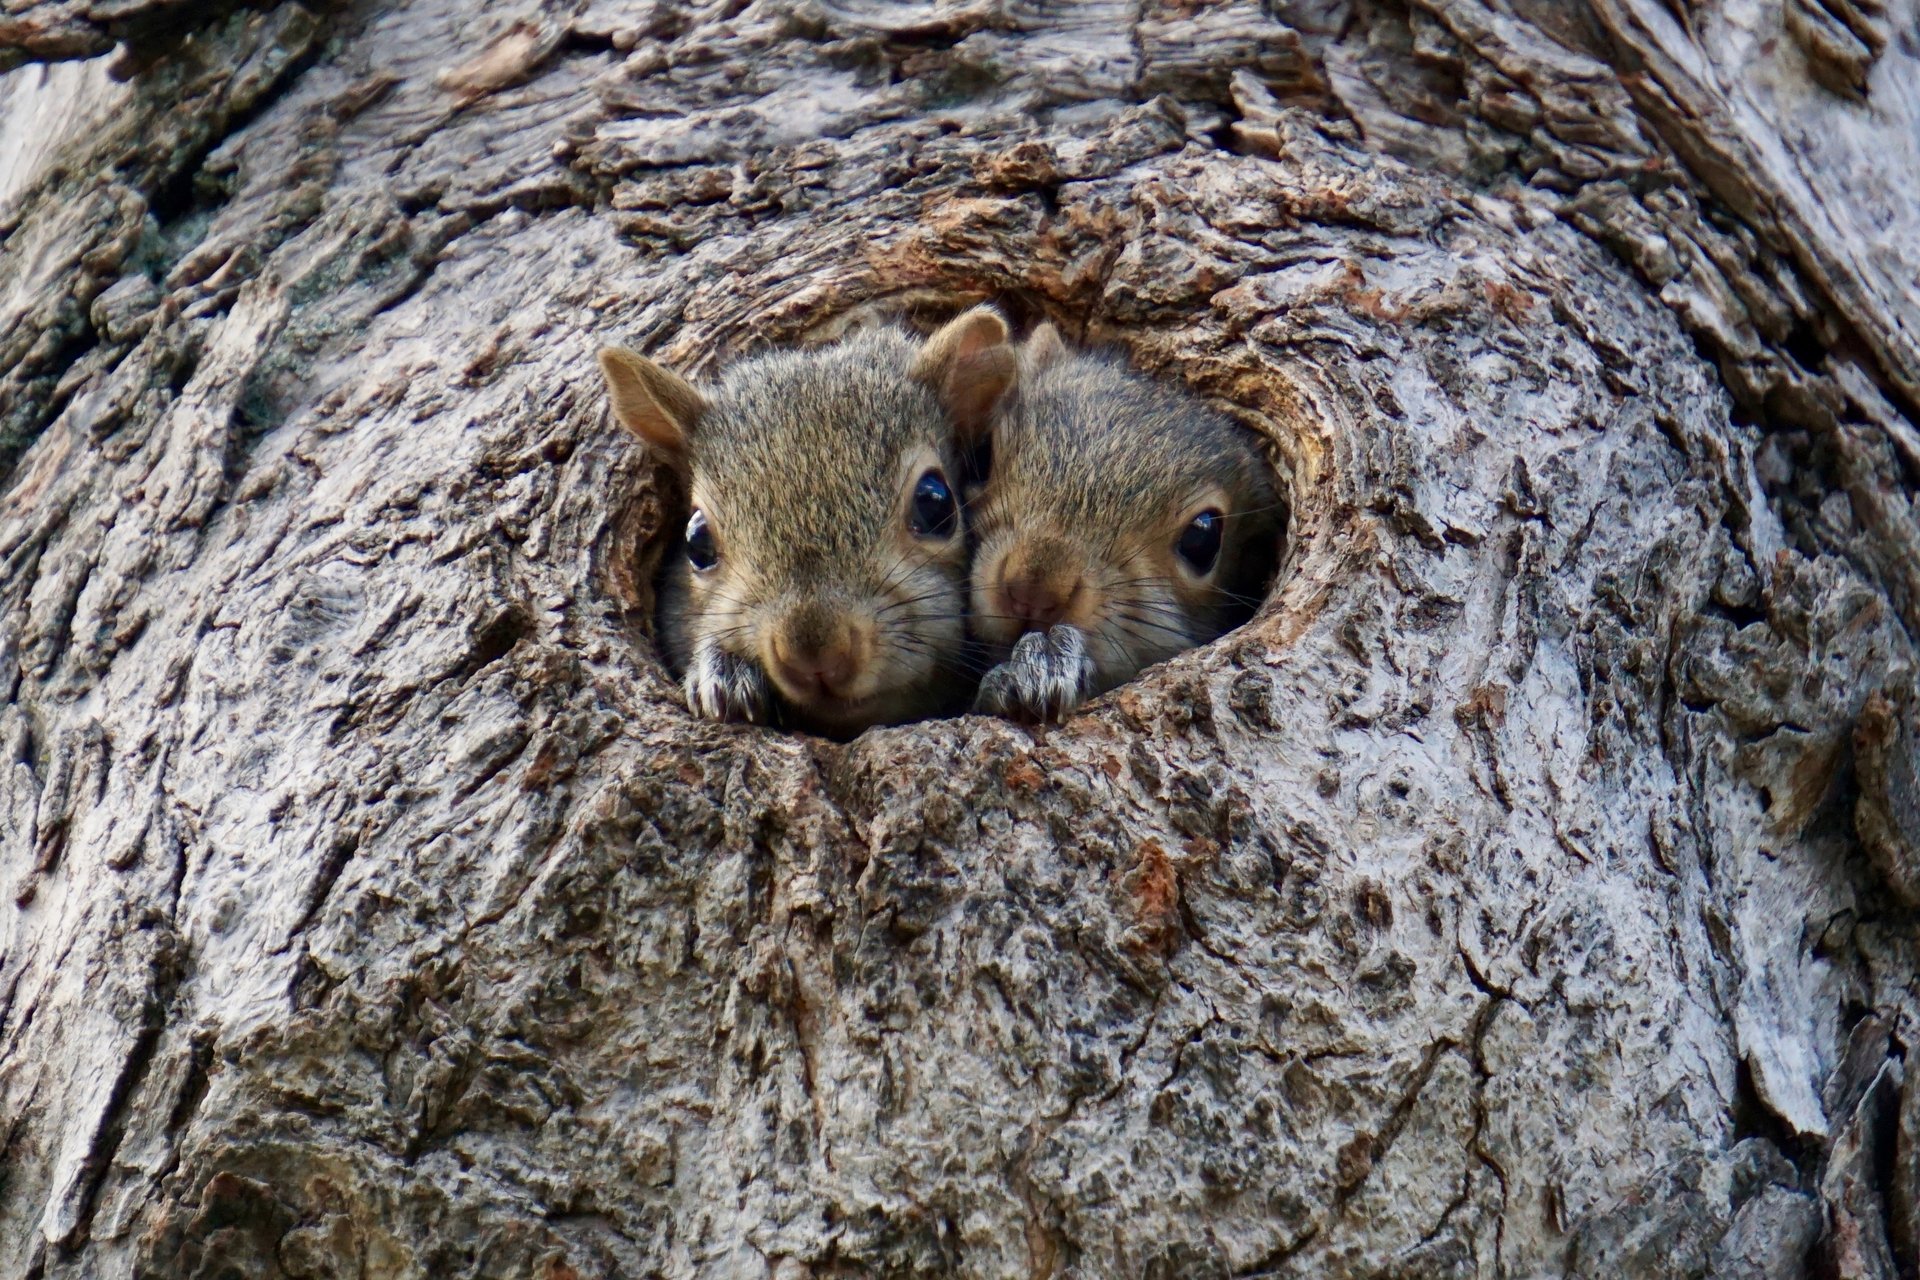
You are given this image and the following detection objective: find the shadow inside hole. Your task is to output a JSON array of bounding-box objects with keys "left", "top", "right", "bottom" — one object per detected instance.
[
  {"left": 797, "top": 288, "right": 1057, "bottom": 349},
  {"left": 602, "top": 451, "right": 685, "bottom": 666},
  {"left": 1221, "top": 488, "right": 1291, "bottom": 632},
  {"left": 1227, "top": 408, "right": 1299, "bottom": 629}
]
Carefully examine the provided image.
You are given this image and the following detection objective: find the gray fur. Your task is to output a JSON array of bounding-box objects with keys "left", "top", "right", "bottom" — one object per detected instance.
[
  {"left": 988, "top": 348, "right": 1275, "bottom": 579},
  {"left": 695, "top": 331, "right": 947, "bottom": 588},
  {"left": 647, "top": 324, "right": 983, "bottom": 736},
  {"left": 970, "top": 340, "right": 1282, "bottom": 717}
]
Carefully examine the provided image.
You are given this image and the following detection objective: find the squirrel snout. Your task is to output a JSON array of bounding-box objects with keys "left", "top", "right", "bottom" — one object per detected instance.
[
  {"left": 1005, "top": 574, "right": 1071, "bottom": 630},
  {"left": 995, "top": 541, "right": 1086, "bottom": 634},
  {"left": 766, "top": 606, "right": 869, "bottom": 701}
]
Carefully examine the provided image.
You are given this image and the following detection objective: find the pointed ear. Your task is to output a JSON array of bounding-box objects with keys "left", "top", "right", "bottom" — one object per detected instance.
[
  {"left": 911, "top": 304, "right": 1010, "bottom": 383},
  {"left": 597, "top": 347, "right": 707, "bottom": 456},
  {"left": 1024, "top": 321, "right": 1068, "bottom": 373},
  {"left": 911, "top": 304, "right": 1016, "bottom": 440}
]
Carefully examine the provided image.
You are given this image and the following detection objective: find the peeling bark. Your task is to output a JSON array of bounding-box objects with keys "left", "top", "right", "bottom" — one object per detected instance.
[{"left": 1, "top": 1, "right": 1917, "bottom": 1277}]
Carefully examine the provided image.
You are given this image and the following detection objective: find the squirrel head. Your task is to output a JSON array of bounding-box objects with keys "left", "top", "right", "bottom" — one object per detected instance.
[
  {"left": 967, "top": 325, "right": 1281, "bottom": 695},
  {"left": 598, "top": 305, "right": 1016, "bottom": 735}
]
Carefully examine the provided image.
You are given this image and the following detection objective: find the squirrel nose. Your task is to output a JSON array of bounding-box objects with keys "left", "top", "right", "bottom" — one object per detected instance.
[
  {"left": 772, "top": 641, "right": 858, "bottom": 695},
  {"left": 1004, "top": 571, "right": 1072, "bottom": 630},
  {"left": 998, "top": 538, "right": 1084, "bottom": 632},
  {"left": 768, "top": 607, "right": 865, "bottom": 699}
]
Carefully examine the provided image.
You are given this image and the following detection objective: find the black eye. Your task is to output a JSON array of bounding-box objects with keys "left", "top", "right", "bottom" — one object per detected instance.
[
  {"left": 1176, "top": 509, "right": 1224, "bottom": 574},
  {"left": 685, "top": 509, "right": 718, "bottom": 571},
  {"left": 908, "top": 470, "right": 958, "bottom": 539}
]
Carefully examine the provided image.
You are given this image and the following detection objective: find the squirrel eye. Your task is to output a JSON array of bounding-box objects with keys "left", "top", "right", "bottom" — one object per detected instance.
[
  {"left": 685, "top": 509, "right": 718, "bottom": 572},
  {"left": 1176, "top": 509, "right": 1224, "bottom": 575},
  {"left": 908, "top": 469, "right": 958, "bottom": 539}
]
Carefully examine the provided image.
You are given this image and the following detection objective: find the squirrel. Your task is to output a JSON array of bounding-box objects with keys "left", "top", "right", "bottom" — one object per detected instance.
[
  {"left": 967, "top": 323, "right": 1282, "bottom": 722},
  {"left": 597, "top": 306, "right": 1016, "bottom": 737}
]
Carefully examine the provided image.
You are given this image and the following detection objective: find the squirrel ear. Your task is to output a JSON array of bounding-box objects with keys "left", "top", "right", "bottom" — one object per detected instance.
[
  {"left": 912, "top": 303, "right": 1010, "bottom": 382},
  {"left": 1024, "top": 322, "right": 1068, "bottom": 372},
  {"left": 597, "top": 347, "right": 707, "bottom": 455},
  {"left": 911, "top": 304, "right": 1016, "bottom": 439}
]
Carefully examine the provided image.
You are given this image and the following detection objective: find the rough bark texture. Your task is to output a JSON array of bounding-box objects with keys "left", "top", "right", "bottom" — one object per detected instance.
[{"left": 1, "top": 1, "right": 1917, "bottom": 1277}]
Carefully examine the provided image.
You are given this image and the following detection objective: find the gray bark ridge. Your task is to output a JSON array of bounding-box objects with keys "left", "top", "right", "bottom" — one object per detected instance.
[{"left": 0, "top": 2, "right": 1916, "bottom": 1278}]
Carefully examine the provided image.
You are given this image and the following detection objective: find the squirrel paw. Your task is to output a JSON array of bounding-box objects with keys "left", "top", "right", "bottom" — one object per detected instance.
[
  {"left": 685, "top": 645, "right": 773, "bottom": 724},
  {"left": 975, "top": 625, "right": 1095, "bottom": 724}
]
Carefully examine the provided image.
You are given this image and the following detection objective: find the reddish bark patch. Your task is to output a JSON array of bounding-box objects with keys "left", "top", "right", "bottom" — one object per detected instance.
[
  {"left": 1005, "top": 757, "right": 1047, "bottom": 793},
  {"left": 1456, "top": 683, "right": 1508, "bottom": 727},
  {"left": 1482, "top": 279, "right": 1536, "bottom": 323},
  {"left": 1125, "top": 837, "right": 1182, "bottom": 956},
  {"left": 523, "top": 739, "right": 562, "bottom": 789}
]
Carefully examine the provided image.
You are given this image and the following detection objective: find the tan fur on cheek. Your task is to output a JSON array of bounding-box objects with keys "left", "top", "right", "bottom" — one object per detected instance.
[
  {"left": 1082, "top": 545, "right": 1195, "bottom": 688},
  {"left": 864, "top": 557, "right": 967, "bottom": 712},
  {"left": 966, "top": 533, "right": 1024, "bottom": 650}
]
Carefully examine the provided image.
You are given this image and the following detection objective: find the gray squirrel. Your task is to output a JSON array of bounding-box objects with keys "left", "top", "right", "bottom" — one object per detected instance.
[
  {"left": 597, "top": 306, "right": 1016, "bottom": 736},
  {"left": 968, "top": 324, "right": 1281, "bottom": 722}
]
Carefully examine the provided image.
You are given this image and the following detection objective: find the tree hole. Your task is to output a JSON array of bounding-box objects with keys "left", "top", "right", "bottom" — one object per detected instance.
[{"left": 602, "top": 296, "right": 1298, "bottom": 734}]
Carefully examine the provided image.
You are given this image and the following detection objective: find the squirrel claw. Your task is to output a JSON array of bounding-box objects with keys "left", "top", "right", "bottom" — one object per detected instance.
[
  {"left": 685, "top": 645, "right": 773, "bottom": 724},
  {"left": 975, "top": 625, "right": 1095, "bottom": 724}
]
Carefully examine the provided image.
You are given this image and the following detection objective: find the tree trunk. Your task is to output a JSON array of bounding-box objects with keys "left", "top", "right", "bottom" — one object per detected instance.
[{"left": 1, "top": 1, "right": 1916, "bottom": 1276}]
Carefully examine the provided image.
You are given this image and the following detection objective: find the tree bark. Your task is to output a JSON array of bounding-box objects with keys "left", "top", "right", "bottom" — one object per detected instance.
[{"left": 0, "top": 2, "right": 1916, "bottom": 1277}]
